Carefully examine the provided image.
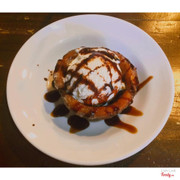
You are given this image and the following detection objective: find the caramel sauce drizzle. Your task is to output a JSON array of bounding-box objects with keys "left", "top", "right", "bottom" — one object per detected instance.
[
  {"left": 121, "top": 106, "right": 143, "bottom": 116},
  {"left": 104, "top": 115, "right": 137, "bottom": 134},
  {"left": 138, "top": 76, "right": 153, "bottom": 92}
]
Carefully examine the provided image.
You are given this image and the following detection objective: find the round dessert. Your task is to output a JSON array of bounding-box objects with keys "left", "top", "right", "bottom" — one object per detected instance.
[{"left": 53, "top": 47, "right": 139, "bottom": 120}]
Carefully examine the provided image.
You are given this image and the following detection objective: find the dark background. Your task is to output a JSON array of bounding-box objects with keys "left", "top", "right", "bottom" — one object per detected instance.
[{"left": 0, "top": 13, "right": 179, "bottom": 167}]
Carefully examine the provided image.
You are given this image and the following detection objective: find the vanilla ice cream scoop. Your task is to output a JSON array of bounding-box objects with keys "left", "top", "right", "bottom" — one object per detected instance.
[{"left": 61, "top": 47, "right": 126, "bottom": 106}]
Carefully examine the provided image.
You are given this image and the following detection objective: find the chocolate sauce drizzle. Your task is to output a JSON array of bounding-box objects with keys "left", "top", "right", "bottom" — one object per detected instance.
[
  {"left": 79, "top": 48, "right": 119, "bottom": 61},
  {"left": 44, "top": 90, "right": 61, "bottom": 102},
  {"left": 51, "top": 104, "right": 69, "bottom": 117},
  {"left": 64, "top": 49, "right": 123, "bottom": 105},
  {"left": 68, "top": 115, "right": 90, "bottom": 133},
  {"left": 44, "top": 63, "right": 153, "bottom": 134}
]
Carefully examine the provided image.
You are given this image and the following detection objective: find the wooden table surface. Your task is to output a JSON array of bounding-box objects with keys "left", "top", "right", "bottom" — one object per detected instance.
[{"left": 0, "top": 13, "right": 179, "bottom": 167}]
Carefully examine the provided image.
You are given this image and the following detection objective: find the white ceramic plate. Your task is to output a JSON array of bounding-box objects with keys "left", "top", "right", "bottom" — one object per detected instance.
[{"left": 7, "top": 14, "right": 174, "bottom": 166}]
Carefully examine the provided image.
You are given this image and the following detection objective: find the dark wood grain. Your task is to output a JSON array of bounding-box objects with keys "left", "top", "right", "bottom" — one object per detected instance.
[{"left": 0, "top": 13, "right": 179, "bottom": 167}]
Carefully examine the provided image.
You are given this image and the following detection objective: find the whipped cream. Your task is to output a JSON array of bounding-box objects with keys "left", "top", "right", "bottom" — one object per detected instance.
[{"left": 64, "top": 47, "right": 126, "bottom": 105}]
